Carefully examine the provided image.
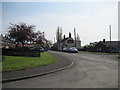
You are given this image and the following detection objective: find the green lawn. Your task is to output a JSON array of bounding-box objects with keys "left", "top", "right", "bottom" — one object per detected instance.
[
  {"left": 0, "top": 61, "right": 2, "bottom": 72},
  {"left": 2, "top": 52, "right": 57, "bottom": 72}
]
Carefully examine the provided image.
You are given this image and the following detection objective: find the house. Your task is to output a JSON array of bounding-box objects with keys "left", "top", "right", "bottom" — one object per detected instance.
[
  {"left": 55, "top": 32, "right": 81, "bottom": 51},
  {"left": 51, "top": 42, "right": 58, "bottom": 51},
  {"left": 34, "top": 37, "right": 48, "bottom": 48},
  {"left": 93, "top": 39, "right": 120, "bottom": 53},
  {"left": 0, "top": 34, "right": 15, "bottom": 48}
]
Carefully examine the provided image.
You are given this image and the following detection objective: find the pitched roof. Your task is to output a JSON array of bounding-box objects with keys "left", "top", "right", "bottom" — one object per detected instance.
[
  {"left": 58, "top": 37, "right": 75, "bottom": 43},
  {"left": 99, "top": 41, "right": 120, "bottom": 47},
  {"left": 59, "top": 37, "right": 69, "bottom": 43}
]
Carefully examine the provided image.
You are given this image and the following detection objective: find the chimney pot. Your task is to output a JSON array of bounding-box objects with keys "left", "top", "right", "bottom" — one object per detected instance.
[
  {"left": 69, "top": 32, "right": 71, "bottom": 37},
  {"left": 64, "top": 35, "right": 65, "bottom": 39},
  {"left": 103, "top": 39, "right": 105, "bottom": 43}
]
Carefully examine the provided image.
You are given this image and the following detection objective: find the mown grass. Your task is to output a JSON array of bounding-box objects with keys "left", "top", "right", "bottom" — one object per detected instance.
[
  {"left": 79, "top": 51, "right": 120, "bottom": 58},
  {"left": 0, "top": 61, "right": 2, "bottom": 72},
  {"left": 2, "top": 52, "right": 57, "bottom": 72}
]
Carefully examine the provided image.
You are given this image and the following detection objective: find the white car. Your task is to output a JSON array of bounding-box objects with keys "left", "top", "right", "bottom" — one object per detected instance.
[
  {"left": 63, "top": 48, "right": 67, "bottom": 52},
  {"left": 69, "top": 47, "right": 78, "bottom": 53}
]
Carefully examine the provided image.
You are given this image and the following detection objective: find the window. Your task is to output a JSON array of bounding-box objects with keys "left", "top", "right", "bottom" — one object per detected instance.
[{"left": 67, "top": 40, "right": 74, "bottom": 43}]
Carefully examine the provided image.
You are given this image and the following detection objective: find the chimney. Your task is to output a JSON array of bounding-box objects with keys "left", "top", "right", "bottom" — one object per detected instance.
[
  {"left": 69, "top": 32, "right": 71, "bottom": 37},
  {"left": 64, "top": 35, "right": 65, "bottom": 39},
  {"left": 103, "top": 39, "right": 105, "bottom": 43}
]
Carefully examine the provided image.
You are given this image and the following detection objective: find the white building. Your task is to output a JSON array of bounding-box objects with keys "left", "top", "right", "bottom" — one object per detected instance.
[{"left": 57, "top": 33, "right": 81, "bottom": 51}]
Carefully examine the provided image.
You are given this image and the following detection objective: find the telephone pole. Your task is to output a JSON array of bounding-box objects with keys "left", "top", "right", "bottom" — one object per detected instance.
[
  {"left": 109, "top": 25, "right": 112, "bottom": 53},
  {"left": 74, "top": 28, "right": 76, "bottom": 47},
  {"left": 54, "top": 38, "right": 55, "bottom": 43}
]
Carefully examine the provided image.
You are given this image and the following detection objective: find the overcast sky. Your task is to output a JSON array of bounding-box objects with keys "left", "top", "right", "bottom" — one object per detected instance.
[{"left": 1, "top": 0, "right": 119, "bottom": 46}]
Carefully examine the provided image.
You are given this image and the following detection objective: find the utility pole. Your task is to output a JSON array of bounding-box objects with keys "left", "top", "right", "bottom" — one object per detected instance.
[
  {"left": 109, "top": 25, "right": 112, "bottom": 53},
  {"left": 43, "top": 32, "right": 45, "bottom": 38},
  {"left": 57, "top": 26, "right": 60, "bottom": 43},
  {"left": 74, "top": 28, "right": 76, "bottom": 47},
  {"left": 54, "top": 38, "right": 55, "bottom": 43},
  {"left": 57, "top": 26, "right": 60, "bottom": 50}
]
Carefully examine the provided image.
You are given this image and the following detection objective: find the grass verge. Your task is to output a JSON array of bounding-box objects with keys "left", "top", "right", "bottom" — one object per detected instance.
[
  {"left": 2, "top": 52, "right": 57, "bottom": 72},
  {"left": 78, "top": 51, "right": 109, "bottom": 54},
  {"left": 0, "top": 61, "right": 2, "bottom": 72}
]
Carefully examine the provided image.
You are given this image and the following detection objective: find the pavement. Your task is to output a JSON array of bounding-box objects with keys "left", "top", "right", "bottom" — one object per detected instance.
[{"left": 2, "top": 52, "right": 73, "bottom": 83}]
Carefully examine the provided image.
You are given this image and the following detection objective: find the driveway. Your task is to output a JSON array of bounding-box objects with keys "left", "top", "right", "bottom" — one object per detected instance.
[{"left": 3, "top": 51, "right": 118, "bottom": 88}]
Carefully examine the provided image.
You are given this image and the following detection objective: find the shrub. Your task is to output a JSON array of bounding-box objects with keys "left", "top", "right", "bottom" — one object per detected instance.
[{"left": 2, "top": 48, "right": 40, "bottom": 57}]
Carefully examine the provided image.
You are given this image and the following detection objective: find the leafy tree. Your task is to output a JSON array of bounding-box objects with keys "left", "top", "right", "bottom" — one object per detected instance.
[
  {"left": 89, "top": 42, "right": 98, "bottom": 47},
  {"left": 83, "top": 42, "right": 98, "bottom": 49},
  {"left": 56, "top": 26, "right": 63, "bottom": 42},
  {"left": 35, "top": 31, "right": 46, "bottom": 46},
  {"left": 76, "top": 34, "right": 80, "bottom": 40},
  {"left": 8, "top": 23, "right": 35, "bottom": 47},
  {"left": 45, "top": 40, "right": 52, "bottom": 49},
  {"left": 83, "top": 44, "right": 91, "bottom": 49}
]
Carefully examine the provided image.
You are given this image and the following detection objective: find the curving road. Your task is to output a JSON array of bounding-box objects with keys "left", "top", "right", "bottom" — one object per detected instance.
[{"left": 3, "top": 51, "right": 118, "bottom": 88}]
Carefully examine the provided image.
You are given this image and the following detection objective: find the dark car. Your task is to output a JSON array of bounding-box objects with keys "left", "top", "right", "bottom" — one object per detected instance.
[
  {"left": 69, "top": 47, "right": 78, "bottom": 53},
  {"left": 39, "top": 47, "right": 44, "bottom": 52},
  {"left": 31, "top": 47, "right": 44, "bottom": 52},
  {"left": 44, "top": 48, "right": 48, "bottom": 51}
]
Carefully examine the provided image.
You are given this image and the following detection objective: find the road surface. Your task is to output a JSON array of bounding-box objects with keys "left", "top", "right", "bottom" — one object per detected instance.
[{"left": 3, "top": 51, "right": 118, "bottom": 88}]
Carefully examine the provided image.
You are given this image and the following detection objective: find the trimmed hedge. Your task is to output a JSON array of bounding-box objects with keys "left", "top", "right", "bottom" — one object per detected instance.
[{"left": 2, "top": 48, "right": 40, "bottom": 57}]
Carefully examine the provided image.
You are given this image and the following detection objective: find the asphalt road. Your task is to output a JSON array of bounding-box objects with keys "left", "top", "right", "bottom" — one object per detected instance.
[{"left": 3, "top": 51, "right": 118, "bottom": 88}]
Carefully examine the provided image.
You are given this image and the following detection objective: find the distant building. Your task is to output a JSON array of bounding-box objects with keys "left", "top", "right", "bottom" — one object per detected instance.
[
  {"left": 0, "top": 34, "right": 15, "bottom": 48},
  {"left": 53, "top": 32, "right": 81, "bottom": 51},
  {"left": 34, "top": 37, "right": 48, "bottom": 48},
  {"left": 93, "top": 39, "right": 120, "bottom": 53}
]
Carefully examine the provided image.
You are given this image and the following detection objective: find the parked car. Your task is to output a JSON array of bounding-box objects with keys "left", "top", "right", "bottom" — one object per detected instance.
[
  {"left": 63, "top": 47, "right": 70, "bottom": 52},
  {"left": 30, "top": 47, "right": 37, "bottom": 50},
  {"left": 44, "top": 48, "right": 48, "bottom": 51},
  {"left": 39, "top": 47, "right": 44, "bottom": 52},
  {"left": 31, "top": 47, "right": 44, "bottom": 52},
  {"left": 63, "top": 48, "right": 67, "bottom": 52},
  {"left": 69, "top": 47, "right": 78, "bottom": 53}
]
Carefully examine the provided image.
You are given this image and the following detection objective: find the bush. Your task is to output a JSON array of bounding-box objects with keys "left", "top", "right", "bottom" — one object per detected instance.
[{"left": 2, "top": 48, "right": 40, "bottom": 57}]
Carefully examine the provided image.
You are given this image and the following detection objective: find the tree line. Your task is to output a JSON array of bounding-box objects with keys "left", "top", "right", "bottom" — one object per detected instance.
[{"left": 4, "top": 23, "right": 81, "bottom": 48}]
